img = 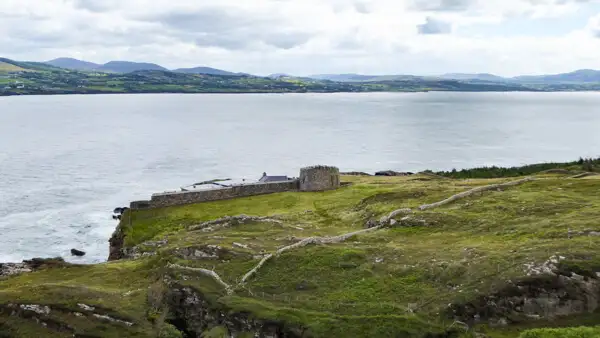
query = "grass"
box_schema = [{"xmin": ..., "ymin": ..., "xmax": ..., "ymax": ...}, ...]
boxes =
[
  {"xmin": 0, "ymin": 61, "xmax": 25, "ymax": 73},
  {"xmin": 3, "ymin": 170, "xmax": 600, "ymax": 337},
  {"xmin": 434, "ymin": 157, "xmax": 600, "ymax": 179},
  {"xmin": 519, "ymin": 326, "xmax": 600, "ymax": 338},
  {"xmin": 0, "ymin": 259, "xmax": 163, "ymax": 337}
]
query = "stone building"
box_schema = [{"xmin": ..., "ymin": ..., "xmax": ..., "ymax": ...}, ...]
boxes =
[{"xmin": 128, "ymin": 165, "xmax": 341, "ymax": 209}]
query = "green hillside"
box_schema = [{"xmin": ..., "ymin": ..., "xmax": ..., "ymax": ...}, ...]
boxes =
[
  {"xmin": 0, "ymin": 61, "xmax": 26, "ymax": 73},
  {"xmin": 2, "ymin": 160, "xmax": 600, "ymax": 337}
]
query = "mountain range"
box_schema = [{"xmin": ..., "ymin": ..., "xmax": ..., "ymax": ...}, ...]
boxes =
[
  {"xmin": 3, "ymin": 57, "xmax": 600, "ymax": 86},
  {"xmin": 309, "ymin": 70, "xmax": 600, "ymax": 84},
  {"xmin": 44, "ymin": 57, "xmax": 239, "ymax": 76}
]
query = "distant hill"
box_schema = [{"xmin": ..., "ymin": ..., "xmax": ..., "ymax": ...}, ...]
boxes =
[
  {"xmin": 268, "ymin": 73, "xmax": 292, "ymax": 79},
  {"xmin": 0, "ymin": 57, "xmax": 63, "ymax": 72},
  {"xmin": 309, "ymin": 74, "xmax": 431, "ymax": 82},
  {"xmin": 309, "ymin": 74, "xmax": 381, "ymax": 82},
  {"xmin": 438, "ymin": 73, "xmax": 508, "ymax": 82},
  {"xmin": 173, "ymin": 66, "xmax": 237, "ymax": 76},
  {"xmin": 0, "ymin": 60, "xmax": 26, "ymax": 72},
  {"xmin": 96, "ymin": 61, "xmax": 167, "ymax": 73},
  {"xmin": 45, "ymin": 58, "xmax": 100, "ymax": 71},
  {"xmin": 513, "ymin": 69, "xmax": 600, "ymax": 84}
]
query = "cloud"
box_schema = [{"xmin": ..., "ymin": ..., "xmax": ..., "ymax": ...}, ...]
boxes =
[
  {"xmin": 587, "ymin": 13, "xmax": 600, "ymax": 37},
  {"xmin": 0, "ymin": 0, "xmax": 599, "ymax": 76},
  {"xmin": 417, "ymin": 17, "xmax": 452, "ymax": 34},
  {"xmin": 411, "ymin": 0, "xmax": 473, "ymax": 12},
  {"xmin": 353, "ymin": 1, "xmax": 371, "ymax": 14},
  {"xmin": 72, "ymin": 0, "xmax": 114, "ymax": 12}
]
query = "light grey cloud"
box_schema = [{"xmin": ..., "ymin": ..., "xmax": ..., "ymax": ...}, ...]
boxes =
[
  {"xmin": 72, "ymin": 0, "xmax": 114, "ymax": 12},
  {"xmin": 354, "ymin": 2, "xmax": 371, "ymax": 14},
  {"xmin": 411, "ymin": 0, "xmax": 474, "ymax": 12},
  {"xmin": 1, "ymin": 0, "xmax": 599, "ymax": 76},
  {"xmin": 142, "ymin": 6, "xmax": 312, "ymax": 50},
  {"xmin": 417, "ymin": 17, "xmax": 452, "ymax": 34}
]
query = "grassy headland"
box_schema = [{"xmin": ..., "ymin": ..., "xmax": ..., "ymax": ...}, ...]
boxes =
[{"xmin": 2, "ymin": 160, "xmax": 600, "ymax": 337}]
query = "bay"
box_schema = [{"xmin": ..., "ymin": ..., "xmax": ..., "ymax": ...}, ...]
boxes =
[{"xmin": 1, "ymin": 92, "xmax": 599, "ymax": 263}]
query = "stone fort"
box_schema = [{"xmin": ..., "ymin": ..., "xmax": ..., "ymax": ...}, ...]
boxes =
[{"xmin": 130, "ymin": 165, "xmax": 340, "ymax": 210}]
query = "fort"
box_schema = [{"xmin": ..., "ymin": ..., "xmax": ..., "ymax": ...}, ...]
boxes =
[{"xmin": 129, "ymin": 165, "xmax": 341, "ymax": 210}]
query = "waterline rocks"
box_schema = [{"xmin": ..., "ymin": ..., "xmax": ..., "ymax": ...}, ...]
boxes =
[{"xmin": 70, "ymin": 249, "xmax": 86, "ymax": 257}]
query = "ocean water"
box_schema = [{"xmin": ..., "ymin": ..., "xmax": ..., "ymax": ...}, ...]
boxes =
[{"xmin": 1, "ymin": 92, "xmax": 599, "ymax": 263}]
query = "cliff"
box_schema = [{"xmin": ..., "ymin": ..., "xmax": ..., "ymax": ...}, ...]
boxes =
[{"xmin": 2, "ymin": 169, "xmax": 600, "ymax": 337}]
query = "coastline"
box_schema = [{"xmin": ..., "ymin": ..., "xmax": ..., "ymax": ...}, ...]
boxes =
[{"xmin": 1, "ymin": 160, "xmax": 599, "ymax": 337}]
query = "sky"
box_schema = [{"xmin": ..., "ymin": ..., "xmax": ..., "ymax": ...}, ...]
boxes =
[{"xmin": 1, "ymin": 0, "xmax": 600, "ymax": 76}]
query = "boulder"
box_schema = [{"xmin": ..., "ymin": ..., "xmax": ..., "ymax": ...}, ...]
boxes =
[{"xmin": 71, "ymin": 249, "xmax": 86, "ymax": 257}]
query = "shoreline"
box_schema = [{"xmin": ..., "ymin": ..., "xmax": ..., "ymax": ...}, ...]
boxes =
[
  {"xmin": 1, "ymin": 158, "xmax": 597, "ymax": 266},
  {"xmin": 3, "ymin": 88, "xmax": 600, "ymax": 98}
]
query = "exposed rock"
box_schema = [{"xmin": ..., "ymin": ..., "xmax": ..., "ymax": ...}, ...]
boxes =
[
  {"xmin": 167, "ymin": 285, "xmax": 306, "ymax": 337},
  {"xmin": 375, "ymin": 170, "xmax": 414, "ymax": 177},
  {"xmin": 232, "ymin": 242, "xmax": 250, "ymax": 250},
  {"xmin": 0, "ymin": 262, "xmax": 32, "ymax": 277},
  {"xmin": 175, "ymin": 245, "xmax": 249, "ymax": 261},
  {"xmin": 108, "ymin": 221, "xmax": 126, "ymax": 261},
  {"xmin": 20, "ymin": 304, "xmax": 51, "ymax": 315},
  {"xmin": 78, "ymin": 303, "xmax": 96, "ymax": 312},
  {"xmin": 0, "ymin": 303, "xmax": 75, "ymax": 334},
  {"xmin": 449, "ymin": 272, "xmax": 600, "ymax": 326},
  {"xmin": 364, "ymin": 219, "xmax": 379, "ymax": 229},
  {"xmin": 92, "ymin": 313, "xmax": 133, "ymax": 327},
  {"xmin": 189, "ymin": 215, "xmax": 283, "ymax": 232},
  {"xmin": 523, "ymin": 255, "xmax": 565, "ymax": 277},
  {"xmin": 120, "ymin": 239, "xmax": 169, "ymax": 260},
  {"xmin": 71, "ymin": 249, "xmax": 86, "ymax": 257},
  {"xmin": 379, "ymin": 208, "xmax": 412, "ymax": 224},
  {"xmin": 113, "ymin": 207, "xmax": 129, "ymax": 214},
  {"xmin": 1, "ymin": 257, "xmax": 67, "ymax": 278}
]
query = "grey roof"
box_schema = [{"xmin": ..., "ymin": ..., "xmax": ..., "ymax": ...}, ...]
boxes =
[{"xmin": 259, "ymin": 176, "xmax": 289, "ymax": 183}]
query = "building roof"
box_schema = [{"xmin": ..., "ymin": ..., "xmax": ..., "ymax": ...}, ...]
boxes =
[{"xmin": 259, "ymin": 175, "xmax": 289, "ymax": 183}]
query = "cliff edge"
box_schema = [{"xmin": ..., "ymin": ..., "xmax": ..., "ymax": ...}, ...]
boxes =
[{"xmin": 3, "ymin": 167, "xmax": 600, "ymax": 337}]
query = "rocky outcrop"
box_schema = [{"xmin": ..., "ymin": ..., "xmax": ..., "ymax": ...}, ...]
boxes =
[
  {"xmin": 0, "ymin": 257, "xmax": 67, "ymax": 278},
  {"xmin": 340, "ymin": 172, "xmax": 371, "ymax": 176},
  {"xmin": 167, "ymin": 285, "xmax": 307, "ymax": 338},
  {"xmin": 449, "ymin": 272, "xmax": 600, "ymax": 327},
  {"xmin": 375, "ymin": 170, "xmax": 414, "ymax": 177},
  {"xmin": 108, "ymin": 220, "xmax": 126, "ymax": 261},
  {"xmin": 71, "ymin": 249, "xmax": 86, "ymax": 257},
  {"xmin": 188, "ymin": 215, "xmax": 283, "ymax": 232}
]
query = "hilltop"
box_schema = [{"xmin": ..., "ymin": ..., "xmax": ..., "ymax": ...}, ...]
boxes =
[
  {"xmin": 1, "ymin": 159, "xmax": 600, "ymax": 337},
  {"xmin": 3, "ymin": 56, "xmax": 600, "ymax": 95}
]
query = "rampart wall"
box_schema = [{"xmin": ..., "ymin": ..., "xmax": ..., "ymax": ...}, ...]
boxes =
[
  {"xmin": 132, "ymin": 180, "xmax": 299, "ymax": 209},
  {"xmin": 128, "ymin": 165, "xmax": 340, "ymax": 210}
]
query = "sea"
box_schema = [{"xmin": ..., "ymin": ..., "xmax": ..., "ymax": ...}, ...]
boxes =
[{"xmin": 1, "ymin": 92, "xmax": 599, "ymax": 263}]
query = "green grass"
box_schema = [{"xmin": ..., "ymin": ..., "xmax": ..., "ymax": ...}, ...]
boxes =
[
  {"xmin": 519, "ymin": 326, "xmax": 600, "ymax": 338},
  {"xmin": 0, "ymin": 259, "xmax": 163, "ymax": 337},
  {"xmin": 434, "ymin": 157, "xmax": 600, "ymax": 178},
  {"xmin": 3, "ymin": 172, "xmax": 600, "ymax": 337},
  {"xmin": 118, "ymin": 173, "xmax": 600, "ymax": 337},
  {"xmin": 0, "ymin": 61, "xmax": 25, "ymax": 72}
]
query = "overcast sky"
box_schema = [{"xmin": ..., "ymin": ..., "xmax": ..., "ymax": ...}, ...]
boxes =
[{"xmin": 1, "ymin": 0, "xmax": 600, "ymax": 76}]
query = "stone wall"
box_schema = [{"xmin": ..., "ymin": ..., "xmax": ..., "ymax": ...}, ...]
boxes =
[
  {"xmin": 128, "ymin": 165, "xmax": 341, "ymax": 210},
  {"xmin": 146, "ymin": 180, "xmax": 299, "ymax": 209},
  {"xmin": 299, "ymin": 166, "xmax": 340, "ymax": 192}
]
